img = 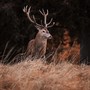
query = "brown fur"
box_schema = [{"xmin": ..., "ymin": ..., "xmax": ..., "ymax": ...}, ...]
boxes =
[
  {"xmin": 25, "ymin": 28, "xmax": 53, "ymax": 59},
  {"xmin": 26, "ymin": 33, "xmax": 47, "ymax": 58}
]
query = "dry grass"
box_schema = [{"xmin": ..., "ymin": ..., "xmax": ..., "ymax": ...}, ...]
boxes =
[
  {"xmin": 0, "ymin": 59, "xmax": 90, "ymax": 90},
  {"xmin": 52, "ymin": 43, "xmax": 80, "ymax": 64}
]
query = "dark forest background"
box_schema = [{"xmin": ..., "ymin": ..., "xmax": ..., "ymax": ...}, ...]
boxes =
[{"xmin": 0, "ymin": 0, "xmax": 90, "ymax": 62}]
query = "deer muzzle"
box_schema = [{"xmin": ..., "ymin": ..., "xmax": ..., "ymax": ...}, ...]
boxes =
[{"xmin": 48, "ymin": 35, "xmax": 52, "ymax": 39}]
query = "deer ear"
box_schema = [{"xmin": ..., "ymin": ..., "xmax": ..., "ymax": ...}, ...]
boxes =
[
  {"xmin": 35, "ymin": 25, "xmax": 43, "ymax": 31},
  {"xmin": 35, "ymin": 26, "xmax": 40, "ymax": 30}
]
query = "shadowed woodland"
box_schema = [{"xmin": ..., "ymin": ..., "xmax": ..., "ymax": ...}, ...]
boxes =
[
  {"xmin": 0, "ymin": 0, "xmax": 85, "ymax": 62},
  {"xmin": 0, "ymin": 0, "xmax": 86, "ymax": 62},
  {"xmin": 0, "ymin": 0, "xmax": 90, "ymax": 63}
]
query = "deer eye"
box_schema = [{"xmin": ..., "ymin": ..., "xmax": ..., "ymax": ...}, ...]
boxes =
[{"xmin": 43, "ymin": 31, "xmax": 45, "ymax": 33}]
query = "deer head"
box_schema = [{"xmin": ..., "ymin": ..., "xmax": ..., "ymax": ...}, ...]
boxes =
[{"xmin": 23, "ymin": 6, "xmax": 55, "ymax": 39}]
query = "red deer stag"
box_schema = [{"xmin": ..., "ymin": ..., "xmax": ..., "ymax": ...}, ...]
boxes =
[{"xmin": 23, "ymin": 6, "xmax": 55, "ymax": 59}]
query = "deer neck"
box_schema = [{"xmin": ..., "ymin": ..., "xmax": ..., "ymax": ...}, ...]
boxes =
[{"xmin": 35, "ymin": 34, "xmax": 47, "ymax": 45}]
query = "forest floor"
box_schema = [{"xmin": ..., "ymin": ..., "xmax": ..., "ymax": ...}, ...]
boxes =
[{"xmin": 0, "ymin": 59, "xmax": 90, "ymax": 90}]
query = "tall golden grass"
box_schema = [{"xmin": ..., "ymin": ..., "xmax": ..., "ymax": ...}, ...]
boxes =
[
  {"xmin": 0, "ymin": 59, "xmax": 90, "ymax": 90},
  {"xmin": 0, "ymin": 36, "xmax": 89, "ymax": 90}
]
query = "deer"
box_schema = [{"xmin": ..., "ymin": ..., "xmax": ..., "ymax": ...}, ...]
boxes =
[{"xmin": 22, "ymin": 6, "xmax": 55, "ymax": 59}]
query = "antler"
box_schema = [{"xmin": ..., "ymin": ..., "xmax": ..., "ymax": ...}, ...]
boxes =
[
  {"xmin": 23, "ymin": 5, "xmax": 55, "ymax": 28},
  {"xmin": 23, "ymin": 6, "xmax": 43, "ymax": 27},
  {"xmin": 39, "ymin": 9, "xmax": 55, "ymax": 28}
]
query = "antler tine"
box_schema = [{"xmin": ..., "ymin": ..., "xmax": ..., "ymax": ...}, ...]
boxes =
[
  {"xmin": 32, "ymin": 15, "xmax": 36, "ymax": 22},
  {"xmin": 47, "ymin": 18, "xmax": 53, "ymax": 25},
  {"xmin": 46, "ymin": 9, "xmax": 49, "ymax": 16},
  {"xmin": 23, "ymin": 5, "xmax": 27, "ymax": 13},
  {"xmin": 28, "ymin": 6, "xmax": 31, "ymax": 14},
  {"xmin": 32, "ymin": 15, "xmax": 43, "ymax": 27},
  {"xmin": 42, "ymin": 9, "xmax": 49, "ymax": 16},
  {"xmin": 42, "ymin": 9, "xmax": 45, "ymax": 15},
  {"xmin": 39, "ymin": 9, "xmax": 48, "ymax": 16},
  {"xmin": 39, "ymin": 9, "xmax": 44, "ymax": 15},
  {"xmin": 23, "ymin": 5, "xmax": 31, "ymax": 15},
  {"xmin": 48, "ymin": 22, "xmax": 55, "ymax": 28}
]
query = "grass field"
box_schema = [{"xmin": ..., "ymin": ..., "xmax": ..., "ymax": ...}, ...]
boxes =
[{"xmin": 0, "ymin": 59, "xmax": 90, "ymax": 90}]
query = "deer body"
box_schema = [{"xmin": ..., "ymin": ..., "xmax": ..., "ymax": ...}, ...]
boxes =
[
  {"xmin": 23, "ymin": 6, "xmax": 54, "ymax": 59},
  {"xmin": 26, "ymin": 31, "xmax": 49, "ymax": 58}
]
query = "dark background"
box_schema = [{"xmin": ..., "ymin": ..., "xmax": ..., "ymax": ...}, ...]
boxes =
[{"xmin": 0, "ymin": 0, "xmax": 90, "ymax": 63}]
